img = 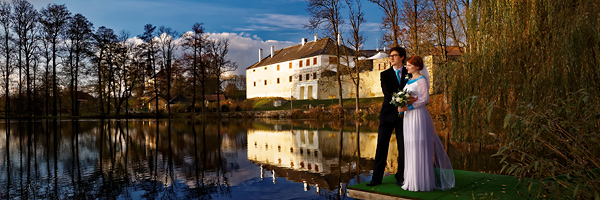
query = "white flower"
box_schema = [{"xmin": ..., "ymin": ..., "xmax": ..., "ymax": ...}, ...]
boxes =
[
  {"xmin": 395, "ymin": 97, "xmax": 401, "ymax": 102},
  {"xmin": 405, "ymin": 93, "xmax": 410, "ymax": 98}
]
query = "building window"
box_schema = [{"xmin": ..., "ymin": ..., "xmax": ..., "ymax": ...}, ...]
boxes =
[
  {"xmin": 306, "ymin": 59, "xmax": 310, "ymax": 66},
  {"xmin": 299, "ymin": 60, "xmax": 303, "ymax": 67},
  {"xmin": 306, "ymin": 74, "xmax": 309, "ymax": 80},
  {"xmin": 299, "ymin": 75, "xmax": 302, "ymax": 81},
  {"xmin": 277, "ymin": 78, "xmax": 280, "ymax": 84},
  {"xmin": 264, "ymin": 66, "xmax": 267, "ymax": 70},
  {"xmin": 277, "ymin": 64, "xmax": 280, "ymax": 71},
  {"xmin": 313, "ymin": 72, "xmax": 317, "ymax": 79},
  {"xmin": 289, "ymin": 76, "xmax": 292, "ymax": 82},
  {"xmin": 313, "ymin": 57, "xmax": 317, "ymax": 65},
  {"xmin": 289, "ymin": 62, "xmax": 292, "ymax": 69},
  {"xmin": 264, "ymin": 80, "xmax": 267, "ymax": 85},
  {"xmin": 378, "ymin": 63, "xmax": 381, "ymax": 70},
  {"xmin": 254, "ymin": 82, "xmax": 256, "ymax": 87},
  {"xmin": 253, "ymin": 69, "xmax": 256, "ymax": 72}
]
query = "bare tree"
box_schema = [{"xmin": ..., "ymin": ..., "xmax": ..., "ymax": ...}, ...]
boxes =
[
  {"xmin": 157, "ymin": 26, "xmax": 178, "ymax": 116},
  {"xmin": 400, "ymin": 0, "xmax": 434, "ymax": 55},
  {"xmin": 65, "ymin": 13, "xmax": 93, "ymax": 116},
  {"xmin": 39, "ymin": 3, "xmax": 70, "ymax": 116},
  {"xmin": 368, "ymin": 0, "xmax": 402, "ymax": 47},
  {"xmin": 93, "ymin": 26, "xmax": 117, "ymax": 115},
  {"xmin": 0, "ymin": 2, "xmax": 12, "ymax": 116},
  {"xmin": 181, "ymin": 23, "xmax": 206, "ymax": 116},
  {"xmin": 206, "ymin": 38, "xmax": 236, "ymax": 115},
  {"xmin": 138, "ymin": 24, "xmax": 159, "ymax": 116},
  {"xmin": 109, "ymin": 30, "xmax": 143, "ymax": 115},
  {"xmin": 11, "ymin": 0, "xmax": 38, "ymax": 116},
  {"xmin": 306, "ymin": 0, "xmax": 345, "ymax": 116},
  {"xmin": 447, "ymin": 0, "xmax": 469, "ymax": 52},
  {"xmin": 345, "ymin": 0, "xmax": 366, "ymax": 114}
]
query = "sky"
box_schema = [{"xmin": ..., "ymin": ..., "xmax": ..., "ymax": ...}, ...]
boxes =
[{"xmin": 29, "ymin": 0, "xmax": 386, "ymax": 75}]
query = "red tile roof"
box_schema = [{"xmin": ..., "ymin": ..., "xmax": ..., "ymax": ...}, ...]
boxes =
[{"xmin": 247, "ymin": 37, "xmax": 355, "ymax": 70}]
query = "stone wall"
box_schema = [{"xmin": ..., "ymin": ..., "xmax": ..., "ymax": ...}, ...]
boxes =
[{"xmin": 317, "ymin": 70, "xmax": 384, "ymax": 99}]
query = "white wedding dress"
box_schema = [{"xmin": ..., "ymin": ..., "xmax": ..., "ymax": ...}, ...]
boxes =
[{"xmin": 401, "ymin": 75, "xmax": 455, "ymax": 191}]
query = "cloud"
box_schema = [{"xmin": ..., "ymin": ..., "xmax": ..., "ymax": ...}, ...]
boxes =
[
  {"xmin": 234, "ymin": 13, "xmax": 309, "ymax": 32},
  {"xmin": 205, "ymin": 32, "xmax": 295, "ymax": 76}
]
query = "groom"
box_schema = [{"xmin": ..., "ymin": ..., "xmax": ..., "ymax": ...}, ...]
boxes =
[{"xmin": 367, "ymin": 46, "xmax": 411, "ymax": 186}]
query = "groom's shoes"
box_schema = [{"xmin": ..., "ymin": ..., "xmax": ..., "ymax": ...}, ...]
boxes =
[
  {"xmin": 396, "ymin": 179, "xmax": 404, "ymax": 186},
  {"xmin": 366, "ymin": 180, "xmax": 381, "ymax": 187}
]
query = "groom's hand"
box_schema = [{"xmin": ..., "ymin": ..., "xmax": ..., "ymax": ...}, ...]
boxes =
[{"xmin": 408, "ymin": 96, "xmax": 418, "ymax": 105}]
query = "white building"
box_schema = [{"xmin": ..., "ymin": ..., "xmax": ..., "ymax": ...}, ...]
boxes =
[{"xmin": 246, "ymin": 35, "xmax": 355, "ymax": 100}]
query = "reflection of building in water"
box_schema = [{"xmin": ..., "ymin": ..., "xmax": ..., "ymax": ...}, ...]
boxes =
[{"xmin": 247, "ymin": 128, "xmax": 400, "ymax": 190}]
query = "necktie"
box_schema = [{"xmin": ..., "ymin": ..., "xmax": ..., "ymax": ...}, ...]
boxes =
[{"xmin": 397, "ymin": 70, "xmax": 402, "ymax": 84}]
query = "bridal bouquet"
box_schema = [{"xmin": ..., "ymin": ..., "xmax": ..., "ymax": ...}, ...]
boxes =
[{"xmin": 390, "ymin": 89, "xmax": 411, "ymax": 116}]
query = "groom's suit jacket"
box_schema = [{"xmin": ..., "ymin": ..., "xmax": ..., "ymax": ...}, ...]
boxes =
[{"xmin": 379, "ymin": 66, "xmax": 409, "ymax": 122}]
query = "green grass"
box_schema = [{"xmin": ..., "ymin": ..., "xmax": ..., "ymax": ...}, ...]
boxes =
[{"xmin": 349, "ymin": 170, "xmax": 538, "ymax": 200}]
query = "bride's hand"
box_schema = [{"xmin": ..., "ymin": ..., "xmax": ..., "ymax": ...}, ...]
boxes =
[
  {"xmin": 408, "ymin": 96, "xmax": 418, "ymax": 105},
  {"xmin": 398, "ymin": 107, "xmax": 408, "ymax": 112}
]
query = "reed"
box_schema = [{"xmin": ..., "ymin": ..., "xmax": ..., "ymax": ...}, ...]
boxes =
[{"xmin": 447, "ymin": 0, "xmax": 600, "ymax": 197}]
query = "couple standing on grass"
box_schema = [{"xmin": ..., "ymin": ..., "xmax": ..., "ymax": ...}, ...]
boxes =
[{"xmin": 365, "ymin": 46, "xmax": 455, "ymax": 192}]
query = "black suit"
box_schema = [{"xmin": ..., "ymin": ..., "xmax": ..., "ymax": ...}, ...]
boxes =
[{"xmin": 371, "ymin": 66, "xmax": 409, "ymax": 184}]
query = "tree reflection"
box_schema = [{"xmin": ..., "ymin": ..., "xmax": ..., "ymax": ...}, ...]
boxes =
[{"xmin": 0, "ymin": 119, "xmax": 501, "ymax": 199}]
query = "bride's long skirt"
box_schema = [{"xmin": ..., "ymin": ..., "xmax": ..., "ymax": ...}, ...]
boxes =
[{"xmin": 402, "ymin": 106, "xmax": 455, "ymax": 191}]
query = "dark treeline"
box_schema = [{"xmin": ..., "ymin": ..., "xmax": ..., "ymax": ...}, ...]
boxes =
[{"xmin": 0, "ymin": 0, "xmax": 241, "ymax": 118}]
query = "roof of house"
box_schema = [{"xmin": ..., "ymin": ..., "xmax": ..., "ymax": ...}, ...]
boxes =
[
  {"xmin": 205, "ymin": 94, "xmax": 226, "ymax": 101},
  {"xmin": 359, "ymin": 49, "xmax": 380, "ymax": 58},
  {"xmin": 146, "ymin": 94, "xmax": 168, "ymax": 103},
  {"xmin": 428, "ymin": 46, "xmax": 465, "ymax": 56},
  {"xmin": 246, "ymin": 37, "xmax": 355, "ymax": 70},
  {"xmin": 76, "ymin": 91, "xmax": 95, "ymax": 101},
  {"xmin": 169, "ymin": 94, "xmax": 190, "ymax": 104}
]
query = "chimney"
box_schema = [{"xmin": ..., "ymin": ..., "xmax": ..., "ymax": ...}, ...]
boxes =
[
  {"xmin": 302, "ymin": 38, "xmax": 308, "ymax": 45},
  {"xmin": 270, "ymin": 45, "xmax": 274, "ymax": 58},
  {"xmin": 259, "ymin": 48, "xmax": 263, "ymax": 62},
  {"xmin": 314, "ymin": 33, "xmax": 318, "ymax": 41},
  {"xmin": 383, "ymin": 47, "xmax": 387, "ymax": 52},
  {"xmin": 337, "ymin": 33, "xmax": 341, "ymax": 45}
]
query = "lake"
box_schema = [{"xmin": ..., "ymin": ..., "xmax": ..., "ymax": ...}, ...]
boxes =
[{"xmin": 0, "ymin": 119, "xmax": 501, "ymax": 199}]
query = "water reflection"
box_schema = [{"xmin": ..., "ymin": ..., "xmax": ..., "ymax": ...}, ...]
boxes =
[{"xmin": 0, "ymin": 119, "xmax": 501, "ymax": 199}]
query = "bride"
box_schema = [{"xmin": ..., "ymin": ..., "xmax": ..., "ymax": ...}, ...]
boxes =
[{"xmin": 397, "ymin": 55, "xmax": 455, "ymax": 191}]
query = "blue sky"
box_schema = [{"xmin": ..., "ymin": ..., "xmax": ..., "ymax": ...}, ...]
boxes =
[{"xmin": 30, "ymin": 0, "xmax": 386, "ymax": 75}]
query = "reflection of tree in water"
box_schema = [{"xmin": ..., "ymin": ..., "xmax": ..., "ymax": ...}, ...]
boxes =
[{"xmin": 0, "ymin": 119, "xmax": 238, "ymax": 199}]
